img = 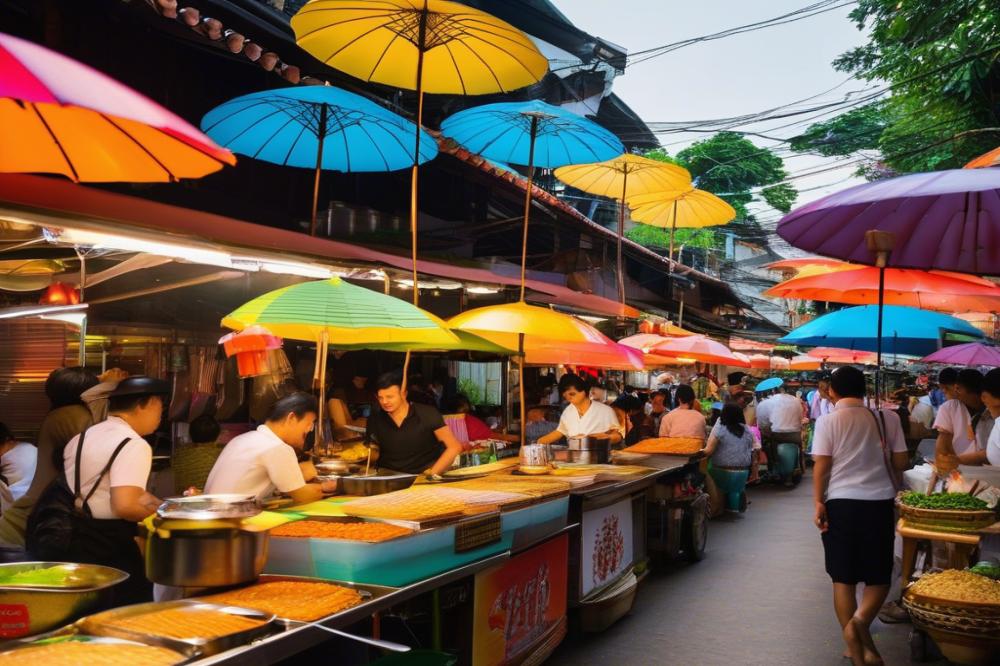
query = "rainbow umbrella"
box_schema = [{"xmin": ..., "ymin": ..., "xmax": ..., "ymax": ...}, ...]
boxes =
[{"xmin": 0, "ymin": 32, "xmax": 234, "ymax": 182}]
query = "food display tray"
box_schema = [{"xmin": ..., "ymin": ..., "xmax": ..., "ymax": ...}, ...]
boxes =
[
  {"xmin": 0, "ymin": 633, "xmax": 189, "ymax": 663},
  {"xmin": 75, "ymin": 600, "xmax": 276, "ymax": 659},
  {"xmin": 266, "ymin": 497, "xmax": 569, "ymax": 586}
]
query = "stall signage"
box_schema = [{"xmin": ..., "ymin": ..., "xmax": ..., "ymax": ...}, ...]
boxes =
[
  {"xmin": 581, "ymin": 498, "xmax": 633, "ymax": 597},
  {"xmin": 0, "ymin": 604, "xmax": 29, "ymax": 638},
  {"xmin": 472, "ymin": 534, "xmax": 568, "ymax": 666}
]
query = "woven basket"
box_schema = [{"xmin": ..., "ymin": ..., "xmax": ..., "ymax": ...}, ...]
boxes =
[
  {"xmin": 904, "ymin": 588, "xmax": 1000, "ymax": 618},
  {"xmin": 906, "ymin": 603, "xmax": 1000, "ymax": 637},
  {"xmin": 895, "ymin": 492, "xmax": 997, "ymax": 533}
]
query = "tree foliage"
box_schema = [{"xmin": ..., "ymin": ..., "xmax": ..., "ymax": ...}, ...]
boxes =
[
  {"xmin": 792, "ymin": 0, "xmax": 1000, "ymax": 174},
  {"xmin": 624, "ymin": 224, "xmax": 717, "ymax": 252}
]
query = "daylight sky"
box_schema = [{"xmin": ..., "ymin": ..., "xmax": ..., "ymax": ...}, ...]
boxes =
[{"xmin": 559, "ymin": 0, "xmax": 872, "ymax": 249}]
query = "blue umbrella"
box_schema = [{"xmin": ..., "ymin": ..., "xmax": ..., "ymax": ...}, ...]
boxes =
[
  {"xmin": 441, "ymin": 100, "xmax": 623, "ymax": 299},
  {"xmin": 779, "ymin": 305, "xmax": 984, "ymax": 357},
  {"xmin": 201, "ymin": 86, "xmax": 438, "ymax": 235},
  {"xmin": 755, "ymin": 377, "xmax": 784, "ymax": 392}
]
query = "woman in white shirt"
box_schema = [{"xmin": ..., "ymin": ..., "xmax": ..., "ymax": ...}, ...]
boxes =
[
  {"xmin": 812, "ymin": 366, "xmax": 909, "ymax": 666},
  {"xmin": 979, "ymin": 369, "xmax": 1000, "ymax": 466}
]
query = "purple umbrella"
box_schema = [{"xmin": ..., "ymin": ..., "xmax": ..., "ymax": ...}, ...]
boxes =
[
  {"xmin": 777, "ymin": 168, "xmax": 1000, "ymax": 275},
  {"xmin": 920, "ymin": 342, "xmax": 1000, "ymax": 367}
]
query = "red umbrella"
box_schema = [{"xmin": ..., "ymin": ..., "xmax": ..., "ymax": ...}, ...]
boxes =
[
  {"xmin": 748, "ymin": 354, "xmax": 772, "ymax": 369},
  {"xmin": 920, "ymin": 342, "xmax": 1000, "ymax": 367},
  {"xmin": 806, "ymin": 347, "xmax": 878, "ymax": 364},
  {"xmin": 649, "ymin": 335, "xmax": 750, "ymax": 367}
]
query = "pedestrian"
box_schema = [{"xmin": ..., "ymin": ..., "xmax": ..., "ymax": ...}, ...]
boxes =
[
  {"xmin": 702, "ymin": 402, "xmax": 757, "ymax": 515},
  {"xmin": 929, "ymin": 367, "xmax": 959, "ymax": 410},
  {"xmin": 812, "ymin": 366, "xmax": 909, "ymax": 666},
  {"xmin": 658, "ymin": 384, "xmax": 707, "ymax": 439}
]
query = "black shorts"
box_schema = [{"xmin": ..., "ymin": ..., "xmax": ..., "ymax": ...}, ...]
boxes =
[{"xmin": 821, "ymin": 498, "xmax": 895, "ymax": 586}]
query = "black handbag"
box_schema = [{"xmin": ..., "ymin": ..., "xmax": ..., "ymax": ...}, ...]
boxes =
[{"xmin": 26, "ymin": 428, "xmax": 131, "ymax": 559}]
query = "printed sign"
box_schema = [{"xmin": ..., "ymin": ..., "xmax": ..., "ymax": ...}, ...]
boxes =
[
  {"xmin": 580, "ymin": 497, "xmax": 633, "ymax": 597},
  {"xmin": 472, "ymin": 534, "xmax": 568, "ymax": 666},
  {"xmin": 0, "ymin": 604, "xmax": 30, "ymax": 638}
]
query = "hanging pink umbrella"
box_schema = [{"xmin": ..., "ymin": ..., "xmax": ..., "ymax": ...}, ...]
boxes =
[{"xmin": 920, "ymin": 342, "xmax": 1000, "ymax": 367}]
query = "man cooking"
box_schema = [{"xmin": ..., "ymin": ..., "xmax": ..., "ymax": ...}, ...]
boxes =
[
  {"xmin": 366, "ymin": 371, "xmax": 464, "ymax": 477},
  {"xmin": 933, "ymin": 369, "xmax": 994, "ymax": 472},
  {"xmin": 205, "ymin": 392, "xmax": 336, "ymax": 503},
  {"xmin": 538, "ymin": 373, "xmax": 623, "ymax": 447}
]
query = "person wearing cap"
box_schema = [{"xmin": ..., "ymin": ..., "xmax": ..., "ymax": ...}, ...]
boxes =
[{"xmin": 28, "ymin": 376, "xmax": 169, "ymax": 604}]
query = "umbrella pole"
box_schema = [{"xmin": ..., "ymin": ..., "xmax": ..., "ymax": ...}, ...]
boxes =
[
  {"xmin": 668, "ymin": 200, "xmax": 678, "ymax": 268},
  {"xmin": 876, "ymin": 265, "xmax": 885, "ymax": 407},
  {"xmin": 617, "ymin": 169, "xmax": 629, "ymax": 305},
  {"xmin": 519, "ymin": 115, "xmax": 540, "ymax": 302},
  {"xmin": 519, "ymin": 332, "xmax": 526, "ymax": 447},
  {"xmin": 409, "ymin": 4, "xmax": 428, "ymax": 308},
  {"xmin": 310, "ymin": 103, "xmax": 328, "ymax": 237},
  {"xmin": 318, "ymin": 331, "xmax": 329, "ymax": 456}
]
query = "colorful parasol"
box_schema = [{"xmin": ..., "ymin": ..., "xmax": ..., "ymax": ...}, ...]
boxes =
[
  {"xmin": 628, "ymin": 187, "xmax": 736, "ymax": 265},
  {"xmin": 789, "ymin": 355, "xmax": 821, "ymax": 371},
  {"xmin": 966, "ymin": 146, "xmax": 1000, "ymax": 169},
  {"xmin": 805, "ymin": 347, "xmax": 879, "ymax": 365},
  {"xmin": 919, "ymin": 342, "xmax": 1000, "ymax": 367},
  {"xmin": 0, "ymin": 31, "xmax": 234, "ymax": 182},
  {"xmin": 646, "ymin": 335, "xmax": 750, "ymax": 367}
]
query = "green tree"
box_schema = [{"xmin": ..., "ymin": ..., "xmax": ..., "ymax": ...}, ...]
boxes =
[
  {"xmin": 793, "ymin": 0, "xmax": 1000, "ymax": 173},
  {"xmin": 624, "ymin": 225, "xmax": 716, "ymax": 251}
]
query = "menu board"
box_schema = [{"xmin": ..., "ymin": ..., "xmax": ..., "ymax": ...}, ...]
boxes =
[
  {"xmin": 472, "ymin": 534, "xmax": 568, "ymax": 666},
  {"xmin": 580, "ymin": 498, "xmax": 633, "ymax": 597}
]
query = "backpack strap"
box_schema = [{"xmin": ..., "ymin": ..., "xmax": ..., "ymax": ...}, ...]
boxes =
[
  {"xmin": 75, "ymin": 433, "xmax": 133, "ymax": 517},
  {"xmin": 867, "ymin": 408, "xmax": 900, "ymax": 492}
]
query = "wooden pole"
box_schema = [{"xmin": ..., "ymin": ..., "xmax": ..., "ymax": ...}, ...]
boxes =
[
  {"xmin": 409, "ymin": 3, "xmax": 428, "ymax": 308},
  {"xmin": 310, "ymin": 102, "xmax": 328, "ymax": 237},
  {"xmin": 519, "ymin": 332, "xmax": 526, "ymax": 447},
  {"xmin": 317, "ymin": 330, "xmax": 329, "ymax": 456},
  {"xmin": 617, "ymin": 168, "xmax": 629, "ymax": 304},
  {"xmin": 519, "ymin": 115, "xmax": 540, "ymax": 302}
]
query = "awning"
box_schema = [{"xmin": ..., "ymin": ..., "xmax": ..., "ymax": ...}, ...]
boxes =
[{"xmin": 0, "ymin": 173, "xmax": 638, "ymax": 319}]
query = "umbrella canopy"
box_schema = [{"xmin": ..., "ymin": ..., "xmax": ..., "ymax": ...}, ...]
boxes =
[
  {"xmin": 920, "ymin": 342, "xmax": 1000, "ymax": 367},
  {"xmin": 554, "ymin": 154, "xmax": 692, "ymax": 303},
  {"xmin": 440, "ymin": 100, "xmax": 622, "ymax": 300},
  {"xmin": 619, "ymin": 333, "xmax": 691, "ymax": 368},
  {"xmin": 779, "ymin": 305, "xmax": 984, "ymax": 356},
  {"xmin": 628, "ymin": 187, "xmax": 736, "ymax": 263},
  {"xmin": 647, "ymin": 335, "xmax": 750, "ymax": 367},
  {"xmin": 201, "ymin": 86, "xmax": 437, "ymax": 235},
  {"xmin": 222, "ymin": 277, "xmax": 458, "ymax": 346},
  {"xmin": 340, "ymin": 329, "xmax": 515, "ymax": 354},
  {"xmin": 291, "ymin": 0, "xmax": 548, "ymax": 95},
  {"xmin": 764, "ymin": 258, "xmax": 847, "ymax": 272},
  {"xmin": 447, "ymin": 302, "xmax": 605, "ymax": 348},
  {"xmin": 966, "ymin": 146, "xmax": 1000, "ymax": 169},
  {"xmin": 748, "ymin": 354, "xmax": 772, "ymax": 370},
  {"xmin": 790, "ymin": 355, "xmax": 822, "ymax": 371},
  {"xmin": 806, "ymin": 347, "xmax": 879, "ymax": 364},
  {"xmin": 755, "ymin": 377, "xmax": 784, "ymax": 392},
  {"xmin": 526, "ymin": 339, "xmax": 644, "ymax": 370},
  {"xmin": 776, "ymin": 168, "xmax": 1000, "ymax": 275},
  {"xmin": 201, "ymin": 86, "xmax": 437, "ymax": 172},
  {"xmin": 440, "ymin": 100, "xmax": 623, "ymax": 169},
  {"xmin": 0, "ymin": 31, "xmax": 234, "ymax": 182},
  {"xmin": 764, "ymin": 265, "xmax": 1000, "ymax": 313}
]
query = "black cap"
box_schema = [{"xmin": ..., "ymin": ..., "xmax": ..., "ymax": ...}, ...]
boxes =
[
  {"xmin": 727, "ymin": 372, "xmax": 746, "ymax": 386},
  {"xmin": 109, "ymin": 376, "xmax": 171, "ymax": 398}
]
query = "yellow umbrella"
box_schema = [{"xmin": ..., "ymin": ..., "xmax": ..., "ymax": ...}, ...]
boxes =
[
  {"xmin": 628, "ymin": 188, "xmax": 736, "ymax": 264},
  {"xmin": 292, "ymin": 0, "xmax": 547, "ymax": 307},
  {"xmin": 554, "ymin": 154, "xmax": 691, "ymax": 303},
  {"xmin": 448, "ymin": 302, "xmax": 610, "ymax": 445}
]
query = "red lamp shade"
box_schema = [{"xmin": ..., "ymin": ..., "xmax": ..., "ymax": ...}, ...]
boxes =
[
  {"xmin": 40, "ymin": 281, "xmax": 79, "ymax": 305},
  {"xmin": 219, "ymin": 325, "xmax": 282, "ymax": 378}
]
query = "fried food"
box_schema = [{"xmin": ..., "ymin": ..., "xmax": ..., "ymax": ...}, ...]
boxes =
[
  {"xmin": 342, "ymin": 489, "xmax": 468, "ymax": 522},
  {"xmin": 270, "ymin": 520, "xmax": 413, "ymax": 541},
  {"xmin": 337, "ymin": 443, "xmax": 372, "ymax": 463},
  {"xmin": 200, "ymin": 581, "xmax": 363, "ymax": 622},
  {"xmin": 909, "ymin": 569, "xmax": 1000, "ymax": 604},
  {"xmin": 623, "ymin": 437, "xmax": 703, "ymax": 455},
  {"xmin": 88, "ymin": 607, "xmax": 265, "ymax": 640},
  {"xmin": 0, "ymin": 641, "xmax": 183, "ymax": 665}
]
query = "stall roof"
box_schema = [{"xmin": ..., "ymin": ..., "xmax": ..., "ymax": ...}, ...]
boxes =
[{"xmin": 0, "ymin": 174, "xmax": 639, "ymax": 319}]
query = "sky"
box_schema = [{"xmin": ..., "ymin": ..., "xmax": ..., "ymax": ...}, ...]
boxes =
[{"xmin": 556, "ymin": 0, "xmax": 872, "ymax": 252}]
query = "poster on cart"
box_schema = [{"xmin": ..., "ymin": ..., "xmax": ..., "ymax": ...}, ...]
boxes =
[
  {"xmin": 580, "ymin": 498, "xmax": 633, "ymax": 597},
  {"xmin": 472, "ymin": 534, "xmax": 568, "ymax": 666}
]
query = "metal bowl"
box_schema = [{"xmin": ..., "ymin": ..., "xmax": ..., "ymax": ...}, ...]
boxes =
[
  {"xmin": 0, "ymin": 562, "xmax": 129, "ymax": 638},
  {"xmin": 338, "ymin": 473, "xmax": 417, "ymax": 496},
  {"xmin": 157, "ymin": 494, "xmax": 261, "ymax": 520},
  {"xmin": 145, "ymin": 521, "xmax": 268, "ymax": 588}
]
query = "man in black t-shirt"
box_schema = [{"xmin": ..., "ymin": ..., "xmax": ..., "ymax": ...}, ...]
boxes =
[{"xmin": 365, "ymin": 372, "xmax": 464, "ymax": 476}]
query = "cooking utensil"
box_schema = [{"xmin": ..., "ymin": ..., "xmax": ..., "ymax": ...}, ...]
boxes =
[
  {"xmin": 157, "ymin": 494, "xmax": 261, "ymax": 520},
  {"xmin": 338, "ymin": 473, "xmax": 417, "ymax": 496},
  {"xmin": 566, "ymin": 435, "xmax": 592, "ymax": 451},
  {"xmin": 519, "ymin": 444, "xmax": 551, "ymax": 467},
  {"xmin": 144, "ymin": 521, "xmax": 268, "ymax": 588},
  {"xmin": 0, "ymin": 562, "xmax": 129, "ymax": 638},
  {"xmin": 315, "ymin": 460, "xmax": 351, "ymax": 476}
]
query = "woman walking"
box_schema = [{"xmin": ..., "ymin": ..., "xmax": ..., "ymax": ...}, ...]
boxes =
[
  {"xmin": 812, "ymin": 366, "xmax": 909, "ymax": 666},
  {"xmin": 703, "ymin": 402, "xmax": 758, "ymax": 514}
]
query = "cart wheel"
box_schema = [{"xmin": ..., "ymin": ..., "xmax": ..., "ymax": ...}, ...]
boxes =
[{"xmin": 683, "ymin": 495, "xmax": 709, "ymax": 562}]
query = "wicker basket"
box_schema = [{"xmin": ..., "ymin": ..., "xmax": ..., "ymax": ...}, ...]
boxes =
[
  {"xmin": 903, "ymin": 589, "xmax": 1000, "ymax": 664},
  {"xmin": 895, "ymin": 492, "xmax": 997, "ymax": 533}
]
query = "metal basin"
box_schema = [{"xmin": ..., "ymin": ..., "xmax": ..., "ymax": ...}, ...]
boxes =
[
  {"xmin": 145, "ymin": 523, "xmax": 268, "ymax": 588},
  {"xmin": 0, "ymin": 562, "xmax": 128, "ymax": 638},
  {"xmin": 338, "ymin": 473, "xmax": 417, "ymax": 496}
]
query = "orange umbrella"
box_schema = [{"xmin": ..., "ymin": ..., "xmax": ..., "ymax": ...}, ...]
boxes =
[
  {"xmin": 618, "ymin": 333, "xmax": 692, "ymax": 368},
  {"xmin": 526, "ymin": 338, "xmax": 644, "ymax": 370},
  {"xmin": 648, "ymin": 335, "xmax": 750, "ymax": 367},
  {"xmin": 806, "ymin": 347, "xmax": 878, "ymax": 364},
  {"xmin": 771, "ymin": 356, "xmax": 791, "ymax": 371},
  {"xmin": 966, "ymin": 146, "xmax": 1000, "ymax": 169},
  {"xmin": 748, "ymin": 354, "xmax": 772, "ymax": 369},
  {"xmin": 764, "ymin": 258, "xmax": 846, "ymax": 272},
  {"xmin": 790, "ymin": 355, "xmax": 821, "ymax": 370},
  {"xmin": 765, "ymin": 266, "xmax": 1000, "ymax": 313}
]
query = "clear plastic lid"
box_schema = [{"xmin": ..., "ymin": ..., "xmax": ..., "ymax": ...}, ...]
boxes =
[{"xmin": 156, "ymin": 494, "xmax": 261, "ymax": 520}]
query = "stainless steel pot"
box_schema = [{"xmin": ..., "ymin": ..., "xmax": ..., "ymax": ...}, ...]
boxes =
[
  {"xmin": 338, "ymin": 473, "xmax": 417, "ymax": 496},
  {"xmin": 145, "ymin": 521, "xmax": 268, "ymax": 588},
  {"xmin": 566, "ymin": 435, "xmax": 594, "ymax": 451},
  {"xmin": 568, "ymin": 446, "xmax": 609, "ymax": 464}
]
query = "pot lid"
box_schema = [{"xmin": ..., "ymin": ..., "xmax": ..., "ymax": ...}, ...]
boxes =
[{"xmin": 157, "ymin": 494, "xmax": 261, "ymax": 520}]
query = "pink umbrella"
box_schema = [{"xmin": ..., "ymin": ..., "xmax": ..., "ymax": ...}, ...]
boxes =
[
  {"xmin": 649, "ymin": 335, "xmax": 750, "ymax": 367},
  {"xmin": 806, "ymin": 347, "xmax": 879, "ymax": 364},
  {"xmin": 920, "ymin": 342, "xmax": 1000, "ymax": 367}
]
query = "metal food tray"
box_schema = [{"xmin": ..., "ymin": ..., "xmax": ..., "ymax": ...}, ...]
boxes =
[
  {"xmin": 0, "ymin": 633, "xmax": 190, "ymax": 663},
  {"xmin": 75, "ymin": 600, "xmax": 276, "ymax": 658}
]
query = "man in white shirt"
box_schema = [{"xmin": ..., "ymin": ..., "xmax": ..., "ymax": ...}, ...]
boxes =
[
  {"xmin": 538, "ymin": 373, "xmax": 623, "ymax": 446},
  {"xmin": 810, "ymin": 373, "xmax": 834, "ymax": 420},
  {"xmin": 981, "ymin": 369, "xmax": 1000, "ymax": 467},
  {"xmin": 206, "ymin": 393, "xmax": 335, "ymax": 503},
  {"xmin": 934, "ymin": 369, "xmax": 993, "ymax": 471},
  {"xmin": 0, "ymin": 423, "xmax": 36, "ymax": 505},
  {"xmin": 811, "ymin": 366, "xmax": 909, "ymax": 666}
]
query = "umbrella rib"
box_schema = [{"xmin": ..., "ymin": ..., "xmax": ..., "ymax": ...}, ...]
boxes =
[
  {"xmin": 202, "ymin": 98, "xmax": 278, "ymax": 133},
  {"xmin": 311, "ymin": 22, "xmax": 402, "ymax": 72},
  {"xmin": 98, "ymin": 113, "xmax": 177, "ymax": 181},
  {"xmin": 251, "ymin": 114, "xmax": 302, "ymax": 161},
  {"xmin": 281, "ymin": 120, "xmax": 313, "ymax": 167},
  {"xmin": 452, "ymin": 29, "xmax": 539, "ymax": 81},
  {"xmin": 209, "ymin": 102, "xmax": 288, "ymax": 152},
  {"xmin": 452, "ymin": 38, "xmax": 503, "ymax": 91},
  {"xmin": 29, "ymin": 103, "xmax": 79, "ymax": 182},
  {"xmin": 442, "ymin": 41, "xmax": 468, "ymax": 96},
  {"xmin": 354, "ymin": 121, "xmax": 392, "ymax": 171},
  {"xmin": 365, "ymin": 31, "xmax": 403, "ymax": 82},
  {"xmin": 293, "ymin": 11, "xmax": 399, "ymax": 43}
]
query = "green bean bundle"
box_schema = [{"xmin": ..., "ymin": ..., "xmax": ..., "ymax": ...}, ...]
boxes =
[{"xmin": 900, "ymin": 492, "xmax": 989, "ymax": 511}]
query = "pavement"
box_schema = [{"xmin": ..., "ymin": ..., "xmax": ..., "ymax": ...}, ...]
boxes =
[{"xmin": 548, "ymin": 473, "xmax": 931, "ymax": 666}]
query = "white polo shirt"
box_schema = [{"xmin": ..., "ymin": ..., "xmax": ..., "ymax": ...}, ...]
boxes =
[
  {"xmin": 812, "ymin": 398, "xmax": 907, "ymax": 501},
  {"xmin": 759, "ymin": 393, "xmax": 803, "ymax": 433},
  {"xmin": 556, "ymin": 400, "xmax": 623, "ymax": 438},
  {"xmin": 204, "ymin": 425, "xmax": 305, "ymax": 500},
  {"xmin": 986, "ymin": 420, "xmax": 1000, "ymax": 466},
  {"xmin": 63, "ymin": 416, "xmax": 152, "ymax": 520},
  {"xmin": 1, "ymin": 442, "xmax": 36, "ymax": 502},
  {"xmin": 933, "ymin": 399, "xmax": 993, "ymax": 457}
]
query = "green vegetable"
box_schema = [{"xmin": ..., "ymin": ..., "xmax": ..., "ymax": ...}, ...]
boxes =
[
  {"xmin": 969, "ymin": 563, "xmax": 1000, "ymax": 581},
  {"xmin": 900, "ymin": 492, "xmax": 989, "ymax": 511}
]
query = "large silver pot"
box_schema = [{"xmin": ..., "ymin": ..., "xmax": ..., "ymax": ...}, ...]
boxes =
[
  {"xmin": 145, "ymin": 521, "xmax": 268, "ymax": 588},
  {"xmin": 338, "ymin": 472, "xmax": 417, "ymax": 496}
]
